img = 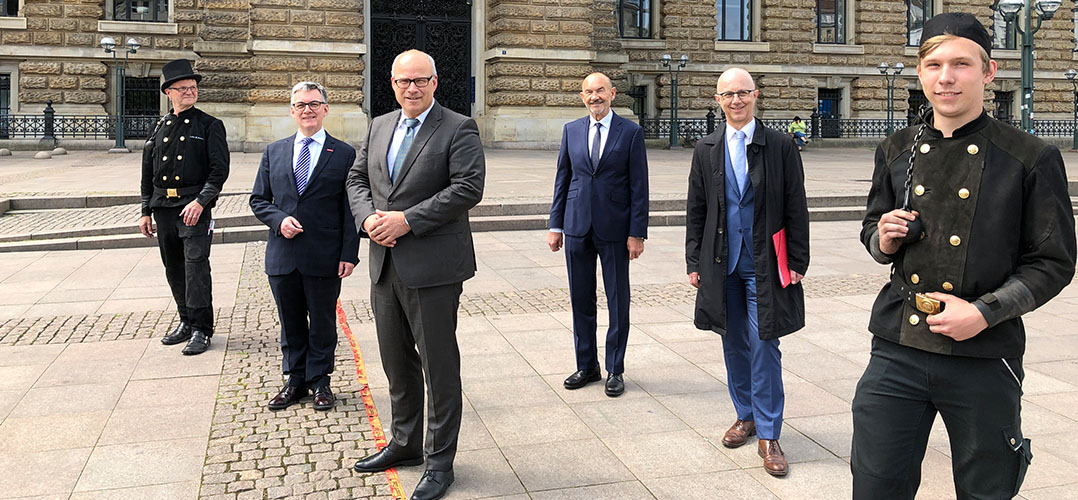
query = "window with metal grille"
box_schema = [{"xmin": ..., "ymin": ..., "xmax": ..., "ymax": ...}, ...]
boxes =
[
  {"xmin": 115, "ymin": 0, "xmax": 167, "ymax": 22},
  {"xmin": 907, "ymin": 0, "xmax": 933, "ymax": 46},
  {"xmin": 817, "ymin": 0, "xmax": 846, "ymax": 44},
  {"xmin": 716, "ymin": 0, "xmax": 751, "ymax": 42},
  {"xmin": 619, "ymin": 0, "xmax": 651, "ymax": 38},
  {"xmin": 994, "ymin": 91, "xmax": 1014, "ymax": 122},
  {"xmin": 0, "ymin": 74, "xmax": 10, "ymax": 114},
  {"xmin": 1, "ymin": 0, "xmax": 17, "ymax": 16}
]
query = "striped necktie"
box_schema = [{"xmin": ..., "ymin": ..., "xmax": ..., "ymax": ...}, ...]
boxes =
[{"xmin": 294, "ymin": 136, "xmax": 315, "ymax": 195}]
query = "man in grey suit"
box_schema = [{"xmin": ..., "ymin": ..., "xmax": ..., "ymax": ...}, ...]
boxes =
[{"xmin": 347, "ymin": 49, "xmax": 485, "ymax": 500}]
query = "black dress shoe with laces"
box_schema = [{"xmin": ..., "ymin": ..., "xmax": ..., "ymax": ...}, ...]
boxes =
[
  {"xmin": 353, "ymin": 446, "xmax": 424, "ymax": 473},
  {"xmin": 411, "ymin": 469, "xmax": 454, "ymax": 500},
  {"xmin": 563, "ymin": 366, "xmax": 602, "ymax": 390},
  {"xmin": 161, "ymin": 322, "xmax": 192, "ymax": 345},
  {"xmin": 312, "ymin": 386, "xmax": 335, "ymax": 411},
  {"xmin": 605, "ymin": 373, "xmax": 625, "ymax": 397},
  {"xmin": 267, "ymin": 385, "xmax": 307, "ymax": 410},
  {"xmin": 181, "ymin": 329, "xmax": 211, "ymax": 355}
]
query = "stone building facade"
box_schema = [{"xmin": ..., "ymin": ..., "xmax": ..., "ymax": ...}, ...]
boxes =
[{"xmin": 1, "ymin": 0, "xmax": 1076, "ymax": 149}]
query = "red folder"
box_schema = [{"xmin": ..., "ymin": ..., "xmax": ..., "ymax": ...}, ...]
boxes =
[{"xmin": 773, "ymin": 228, "xmax": 791, "ymax": 288}]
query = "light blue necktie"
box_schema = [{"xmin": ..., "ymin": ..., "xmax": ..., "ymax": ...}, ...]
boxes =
[
  {"xmin": 391, "ymin": 118, "xmax": 420, "ymax": 183},
  {"xmin": 731, "ymin": 130, "xmax": 748, "ymax": 194},
  {"xmin": 294, "ymin": 136, "xmax": 315, "ymax": 195}
]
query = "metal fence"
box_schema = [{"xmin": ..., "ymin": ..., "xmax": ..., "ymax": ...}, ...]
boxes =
[{"xmin": 0, "ymin": 102, "xmax": 159, "ymax": 140}]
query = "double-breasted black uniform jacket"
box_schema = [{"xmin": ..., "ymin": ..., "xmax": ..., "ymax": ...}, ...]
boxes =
[
  {"xmin": 686, "ymin": 119, "xmax": 811, "ymax": 339},
  {"xmin": 140, "ymin": 107, "xmax": 230, "ymax": 216},
  {"xmin": 861, "ymin": 112, "xmax": 1076, "ymax": 358}
]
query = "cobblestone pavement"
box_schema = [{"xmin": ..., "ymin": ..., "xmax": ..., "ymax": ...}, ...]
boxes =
[
  {"xmin": 0, "ymin": 193, "xmax": 252, "ymax": 236},
  {"xmin": 198, "ymin": 243, "xmax": 390, "ymax": 500}
]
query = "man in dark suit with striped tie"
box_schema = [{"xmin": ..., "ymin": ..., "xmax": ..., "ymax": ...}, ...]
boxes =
[{"xmin": 250, "ymin": 81, "xmax": 360, "ymax": 411}]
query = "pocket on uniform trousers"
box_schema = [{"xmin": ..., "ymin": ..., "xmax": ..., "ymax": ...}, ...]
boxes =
[{"xmin": 1003, "ymin": 425, "xmax": 1032, "ymax": 496}]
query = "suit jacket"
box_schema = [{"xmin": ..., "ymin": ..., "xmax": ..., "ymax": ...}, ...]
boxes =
[
  {"xmin": 685, "ymin": 119, "xmax": 810, "ymax": 339},
  {"xmin": 250, "ymin": 132, "xmax": 360, "ymax": 277},
  {"xmin": 549, "ymin": 112, "xmax": 649, "ymax": 241},
  {"xmin": 346, "ymin": 102, "xmax": 486, "ymax": 288}
]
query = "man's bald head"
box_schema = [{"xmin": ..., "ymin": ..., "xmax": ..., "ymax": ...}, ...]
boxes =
[
  {"xmin": 714, "ymin": 67, "xmax": 758, "ymax": 129},
  {"xmin": 580, "ymin": 72, "xmax": 616, "ymax": 120}
]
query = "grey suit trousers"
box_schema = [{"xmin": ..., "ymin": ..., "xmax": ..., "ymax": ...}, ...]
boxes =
[{"xmin": 373, "ymin": 251, "xmax": 463, "ymax": 471}]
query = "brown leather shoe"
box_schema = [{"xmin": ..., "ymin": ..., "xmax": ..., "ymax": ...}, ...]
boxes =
[
  {"xmin": 312, "ymin": 386, "xmax": 335, "ymax": 411},
  {"xmin": 758, "ymin": 439, "xmax": 788, "ymax": 477},
  {"xmin": 721, "ymin": 419, "xmax": 756, "ymax": 448},
  {"xmin": 268, "ymin": 385, "xmax": 307, "ymax": 410}
]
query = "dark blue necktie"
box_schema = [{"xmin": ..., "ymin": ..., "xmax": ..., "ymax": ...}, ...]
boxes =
[
  {"xmin": 294, "ymin": 136, "xmax": 315, "ymax": 195},
  {"xmin": 591, "ymin": 122, "xmax": 602, "ymax": 167}
]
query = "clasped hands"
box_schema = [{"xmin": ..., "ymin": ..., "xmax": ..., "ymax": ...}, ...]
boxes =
[{"xmin": 364, "ymin": 210, "xmax": 410, "ymax": 247}]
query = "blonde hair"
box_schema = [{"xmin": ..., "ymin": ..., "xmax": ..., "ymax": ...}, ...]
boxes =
[{"xmin": 917, "ymin": 34, "xmax": 991, "ymax": 73}]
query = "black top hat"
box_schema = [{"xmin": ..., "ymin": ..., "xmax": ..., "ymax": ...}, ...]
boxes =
[
  {"xmin": 919, "ymin": 12, "xmax": 993, "ymax": 57},
  {"xmin": 161, "ymin": 59, "xmax": 202, "ymax": 93}
]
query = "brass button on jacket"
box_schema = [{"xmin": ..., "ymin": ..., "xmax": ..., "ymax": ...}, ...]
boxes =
[
  {"xmin": 942, "ymin": 281, "xmax": 954, "ymax": 291},
  {"xmin": 909, "ymin": 314, "xmax": 920, "ymax": 325},
  {"xmin": 949, "ymin": 235, "xmax": 961, "ymax": 246},
  {"xmin": 958, "ymin": 188, "xmax": 970, "ymax": 199},
  {"xmin": 914, "ymin": 185, "xmax": 925, "ymax": 196},
  {"xmin": 967, "ymin": 144, "xmax": 979, "ymax": 155},
  {"xmin": 911, "ymin": 274, "xmax": 920, "ymax": 284},
  {"xmin": 920, "ymin": 143, "xmax": 931, "ymax": 154}
]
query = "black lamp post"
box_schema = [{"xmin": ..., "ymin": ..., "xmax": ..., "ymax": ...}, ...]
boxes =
[
  {"xmin": 101, "ymin": 36, "xmax": 140, "ymax": 153},
  {"xmin": 661, "ymin": 53, "xmax": 688, "ymax": 148},
  {"xmin": 996, "ymin": 0, "xmax": 1062, "ymax": 134},
  {"xmin": 1067, "ymin": 69, "xmax": 1078, "ymax": 149},
  {"xmin": 878, "ymin": 62, "xmax": 904, "ymax": 135}
]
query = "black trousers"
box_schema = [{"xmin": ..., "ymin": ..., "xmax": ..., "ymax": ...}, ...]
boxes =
[
  {"xmin": 372, "ymin": 251, "xmax": 463, "ymax": 471},
  {"xmin": 851, "ymin": 337, "xmax": 1031, "ymax": 500},
  {"xmin": 268, "ymin": 270, "xmax": 341, "ymax": 389},
  {"xmin": 154, "ymin": 206, "xmax": 214, "ymax": 333}
]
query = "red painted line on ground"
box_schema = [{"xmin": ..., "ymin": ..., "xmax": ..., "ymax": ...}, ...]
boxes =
[{"xmin": 337, "ymin": 299, "xmax": 407, "ymax": 500}]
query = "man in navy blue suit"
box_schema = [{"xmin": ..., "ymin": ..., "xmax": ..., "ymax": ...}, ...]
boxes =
[
  {"xmin": 250, "ymin": 81, "xmax": 360, "ymax": 412},
  {"xmin": 548, "ymin": 72, "xmax": 648, "ymax": 398}
]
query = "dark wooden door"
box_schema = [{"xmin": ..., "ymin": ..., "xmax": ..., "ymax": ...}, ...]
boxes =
[{"xmin": 370, "ymin": 0, "xmax": 471, "ymax": 118}]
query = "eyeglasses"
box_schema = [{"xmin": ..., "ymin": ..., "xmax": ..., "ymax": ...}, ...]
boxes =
[
  {"xmin": 393, "ymin": 76, "xmax": 434, "ymax": 89},
  {"xmin": 716, "ymin": 89, "xmax": 756, "ymax": 101},
  {"xmin": 291, "ymin": 101, "xmax": 325, "ymax": 111},
  {"xmin": 167, "ymin": 86, "xmax": 198, "ymax": 94}
]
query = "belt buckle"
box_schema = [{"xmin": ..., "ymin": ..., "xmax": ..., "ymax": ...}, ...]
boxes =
[
  {"xmin": 914, "ymin": 293, "xmax": 942, "ymax": 315},
  {"xmin": 166, "ymin": 188, "xmax": 178, "ymax": 198}
]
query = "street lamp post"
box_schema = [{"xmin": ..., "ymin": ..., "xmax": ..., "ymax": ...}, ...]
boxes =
[
  {"xmin": 660, "ymin": 53, "xmax": 688, "ymax": 148},
  {"xmin": 101, "ymin": 36, "xmax": 140, "ymax": 153},
  {"xmin": 1066, "ymin": 69, "xmax": 1078, "ymax": 149},
  {"xmin": 996, "ymin": 0, "xmax": 1062, "ymax": 134},
  {"xmin": 878, "ymin": 62, "xmax": 905, "ymax": 135}
]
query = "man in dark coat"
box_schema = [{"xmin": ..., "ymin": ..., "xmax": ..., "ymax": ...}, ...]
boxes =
[
  {"xmin": 250, "ymin": 81, "xmax": 359, "ymax": 412},
  {"xmin": 685, "ymin": 67, "xmax": 810, "ymax": 477},
  {"xmin": 851, "ymin": 13, "xmax": 1076, "ymax": 499},
  {"xmin": 139, "ymin": 59, "xmax": 229, "ymax": 355}
]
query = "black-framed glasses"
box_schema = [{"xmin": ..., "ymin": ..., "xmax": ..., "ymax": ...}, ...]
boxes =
[
  {"xmin": 393, "ymin": 76, "xmax": 434, "ymax": 89},
  {"xmin": 167, "ymin": 85, "xmax": 198, "ymax": 94},
  {"xmin": 716, "ymin": 89, "xmax": 756, "ymax": 101},
  {"xmin": 291, "ymin": 100, "xmax": 325, "ymax": 111}
]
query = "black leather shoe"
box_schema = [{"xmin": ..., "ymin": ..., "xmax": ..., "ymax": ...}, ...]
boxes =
[
  {"xmin": 267, "ymin": 385, "xmax": 307, "ymax": 410},
  {"xmin": 312, "ymin": 386, "xmax": 335, "ymax": 411},
  {"xmin": 563, "ymin": 366, "xmax": 602, "ymax": 390},
  {"xmin": 353, "ymin": 446, "xmax": 424, "ymax": 473},
  {"xmin": 605, "ymin": 373, "xmax": 625, "ymax": 397},
  {"xmin": 181, "ymin": 329, "xmax": 211, "ymax": 355},
  {"xmin": 411, "ymin": 469, "xmax": 454, "ymax": 500},
  {"xmin": 161, "ymin": 322, "xmax": 192, "ymax": 345}
]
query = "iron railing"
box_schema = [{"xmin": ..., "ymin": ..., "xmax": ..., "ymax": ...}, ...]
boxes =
[{"xmin": 0, "ymin": 102, "xmax": 158, "ymax": 140}]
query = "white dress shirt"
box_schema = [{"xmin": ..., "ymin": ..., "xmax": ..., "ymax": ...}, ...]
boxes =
[
  {"xmin": 386, "ymin": 100, "xmax": 436, "ymax": 174},
  {"xmin": 293, "ymin": 127, "xmax": 326, "ymax": 173}
]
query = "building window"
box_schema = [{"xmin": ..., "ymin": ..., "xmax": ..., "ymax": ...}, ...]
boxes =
[
  {"xmin": 619, "ymin": 0, "xmax": 651, "ymax": 38},
  {"xmin": 907, "ymin": 0, "xmax": 933, "ymax": 46},
  {"xmin": 1, "ymin": 0, "xmax": 17, "ymax": 16},
  {"xmin": 0, "ymin": 74, "xmax": 10, "ymax": 114},
  {"xmin": 992, "ymin": 9, "xmax": 1017, "ymax": 50},
  {"xmin": 994, "ymin": 90, "xmax": 1014, "ymax": 123},
  {"xmin": 115, "ymin": 0, "xmax": 167, "ymax": 22},
  {"xmin": 908, "ymin": 89, "xmax": 928, "ymax": 122},
  {"xmin": 716, "ymin": 0, "xmax": 751, "ymax": 41},
  {"xmin": 817, "ymin": 0, "xmax": 846, "ymax": 44}
]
